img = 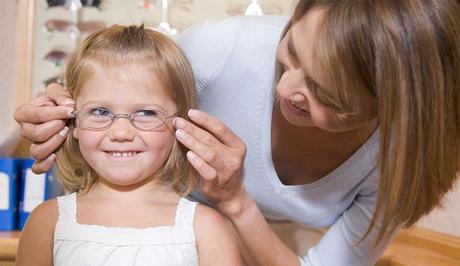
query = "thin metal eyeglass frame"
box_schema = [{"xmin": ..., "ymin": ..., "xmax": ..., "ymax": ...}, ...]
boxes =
[{"xmin": 71, "ymin": 109, "xmax": 177, "ymax": 131}]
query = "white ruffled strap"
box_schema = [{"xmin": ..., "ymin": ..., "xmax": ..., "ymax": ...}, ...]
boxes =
[
  {"xmin": 174, "ymin": 197, "xmax": 198, "ymax": 226},
  {"xmin": 56, "ymin": 192, "xmax": 77, "ymax": 223}
]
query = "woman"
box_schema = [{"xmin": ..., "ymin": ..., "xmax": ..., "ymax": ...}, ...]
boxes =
[{"xmin": 14, "ymin": 0, "xmax": 459, "ymax": 265}]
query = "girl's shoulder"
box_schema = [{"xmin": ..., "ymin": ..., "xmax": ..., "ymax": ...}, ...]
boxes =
[
  {"xmin": 193, "ymin": 203, "xmax": 232, "ymax": 241},
  {"xmin": 193, "ymin": 204, "xmax": 242, "ymax": 264},
  {"xmin": 20, "ymin": 198, "xmax": 59, "ymax": 238},
  {"xmin": 26, "ymin": 198, "xmax": 59, "ymax": 229},
  {"xmin": 193, "ymin": 204, "xmax": 227, "ymax": 229},
  {"xmin": 15, "ymin": 199, "xmax": 58, "ymax": 265}
]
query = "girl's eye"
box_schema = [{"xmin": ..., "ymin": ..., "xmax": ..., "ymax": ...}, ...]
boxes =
[
  {"xmin": 135, "ymin": 109, "xmax": 159, "ymax": 117},
  {"xmin": 90, "ymin": 107, "xmax": 112, "ymax": 117}
]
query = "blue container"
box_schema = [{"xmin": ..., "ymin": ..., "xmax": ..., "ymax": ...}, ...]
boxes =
[
  {"xmin": 0, "ymin": 158, "xmax": 19, "ymax": 231},
  {"xmin": 17, "ymin": 158, "xmax": 62, "ymax": 230}
]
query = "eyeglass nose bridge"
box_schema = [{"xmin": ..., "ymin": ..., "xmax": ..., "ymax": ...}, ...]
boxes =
[{"xmin": 109, "ymin": 113, "xmax": 136, "ymax": 127}]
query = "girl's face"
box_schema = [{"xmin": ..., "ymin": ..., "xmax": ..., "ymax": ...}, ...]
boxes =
[
  {"xmin": 73, "ymin": 64, "xmax": 177, "ymax": 188},
  {"xmin": 276, "ymin": 7, "xmax": 377, "ymax": 132}
]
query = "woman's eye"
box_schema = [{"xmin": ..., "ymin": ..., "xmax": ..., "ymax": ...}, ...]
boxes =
[
  {"xmin": 90, "ymin": 108, "xmax": 111, "ymax": 117},
  {"xmin": 306, "ymin": 80, "xmax": 338, "ymax": 110},
  {"xmin": 286, "ymin": 43, "xmax": 295, "ymax": 58},
  {"xmin": 284, "ymin": 42, "xmax": 301, "ymax": 67},
  {"xmin": 135, "ymin": 109, "xmax": 158, "ymax": 117}
]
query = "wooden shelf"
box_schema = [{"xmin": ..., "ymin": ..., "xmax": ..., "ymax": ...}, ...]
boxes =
[
  {"xmin": 0, "ymin": 231, "xmax": 20, "ymax": 261},
  {"xmin": 1, "ymin": 228, "xmax": 459, "ymax": 264},
  {"xmin": 378, "ymin": 228, "xmax": 460, "ymax": 266}
]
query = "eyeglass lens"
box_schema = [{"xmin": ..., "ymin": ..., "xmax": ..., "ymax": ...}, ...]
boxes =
[{"xmin": 76, "ymin": 108, "xmax": 173, "ymax": 130}]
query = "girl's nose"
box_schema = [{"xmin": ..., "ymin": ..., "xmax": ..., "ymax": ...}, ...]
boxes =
[{"xmin": 108, "ymin": 117, "xmax": 135, "ymax": 142}]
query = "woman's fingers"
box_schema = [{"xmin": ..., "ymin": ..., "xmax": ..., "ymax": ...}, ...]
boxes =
[
  {"xmin": 174, "ymin": 113, "xmax": 246, "ymax": 172},
  {"xmin": 175, "ymin": 128, "xmax": 225, "ymax": 170},
  {"xmin": 13, "ymin": 83, "xmax": 73, "ymax": 174},
  {"xmin": 174, "ymin": 117, "xmax": 219, "ymax": 147},
  {"xmin": 187, "ymin": 110, "xmax": 245, "ymax": 150},
  {"xmin": 186, "ymin": 150, "xmax": 241, "ymax": 205},
  {"xmin": 15, "ymin": 104, "xmax": 74, "ymax": 124},
  {"xmin": 14, "ymin": 83, "xmax": 74, "ymax": 124},
  {"xmin": 30, "ymin": 127, "xmax": 69, "ymax": 160},
  {"xmin": 174, "ymin": 111, "xmax": 247, "ymax": 206},
  {"xmin": 186, "ymin": 151, "xmax": 218, "ymax": 182},
  {"xmin": 20, "ymin": 119, "xmax": 67, "ymax": 143},
  {"xmin": 31, "ymin": 154, "xmax": 56, "ymax": 174},
  {"xmin": 44, "ymin": 83, "xmax": 75, "ymax": 107}
]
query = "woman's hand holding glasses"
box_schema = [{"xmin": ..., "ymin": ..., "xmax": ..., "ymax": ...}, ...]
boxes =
[
  {"xmin": 14, "ymin": 84, "xmax": 75, "ymax": 173},
  {"xmin": 174, "ymin": 110, "xmax": 248, "ymax": 216}
]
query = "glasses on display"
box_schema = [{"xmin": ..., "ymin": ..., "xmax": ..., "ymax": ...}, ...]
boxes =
[
  {"xmin": 72, "ymin": 107, "xmax": 177, "ymax": 131},
  {"xmin": 44, "ymin": 19, "xmax": 106, "ymax": 36},
  {"xmin": 245, "ymin": 0, "xmax": 264, "ymax": 16},
  {"xmin": 44, "ymin": 49, "xmax": 68, "ymax": 67},
  {"xmin": 47, "ymin": 0, "xmax": 102, "ymax": 9}
]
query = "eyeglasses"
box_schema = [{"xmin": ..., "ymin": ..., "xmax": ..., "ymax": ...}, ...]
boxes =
[
  {"xmin": 44, "ymin": 19, "xmax": 106, "ymax": 36},
  {"xmin": 47, "ymin": 0, "xmax": 102, "ymax": 9},
  {"xmin": 72, "ymin": 107, "xmax": 177, "ymax": 131},
  {"xmin": 44, "ymin": 49, "xmax": 68, "ymax": 67}
]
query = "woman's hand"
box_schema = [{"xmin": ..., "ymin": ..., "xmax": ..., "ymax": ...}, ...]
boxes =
[
  {"xmin": 14, "ymin": 83, "xmax": 75, "ymax": 173},
  {"xmin": 174, "ymin": 109, "xmax": 247, "ymax": 214}
]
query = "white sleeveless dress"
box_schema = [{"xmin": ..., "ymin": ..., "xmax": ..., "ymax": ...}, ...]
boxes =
[{"xmin": 53, "ymin": 193, "xmax": 199, "ymax": 266}]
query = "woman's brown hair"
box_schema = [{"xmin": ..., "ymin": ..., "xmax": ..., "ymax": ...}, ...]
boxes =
[
  {"xmin": 283, "ymin": 0, "xmax": 460, "ymax": 244},
  {"xmin": 56, "ymin": 25, "xmax": 199, "ymax": 195}
]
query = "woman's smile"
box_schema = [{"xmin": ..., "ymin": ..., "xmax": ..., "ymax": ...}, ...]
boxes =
[{"xmin": 286, "ymin": 100, "xmax": 310, "ymax": 116}]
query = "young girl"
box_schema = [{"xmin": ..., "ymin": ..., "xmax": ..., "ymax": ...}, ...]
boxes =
[{"xmin": 15, "ymin": 25, "xmax": 241, "ymax": 266}]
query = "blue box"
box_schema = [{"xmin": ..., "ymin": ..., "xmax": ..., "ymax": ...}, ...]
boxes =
[
  {"xmin": 18, "ymin": 158, "xmax": 62, "ymax": 230},
  {"xmin": 0, "ymin": 158, "xmax": 19, "ymax": 231}
]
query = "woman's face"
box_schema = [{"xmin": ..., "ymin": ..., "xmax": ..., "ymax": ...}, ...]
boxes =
[{"xmin": 276, "ymin": 7, "xmax": 377, "ymax": 132}]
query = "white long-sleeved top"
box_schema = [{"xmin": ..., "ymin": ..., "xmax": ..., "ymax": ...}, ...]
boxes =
[{"xmin": 177, "ymin": 16, "xmax": 395, "ymax": 266}]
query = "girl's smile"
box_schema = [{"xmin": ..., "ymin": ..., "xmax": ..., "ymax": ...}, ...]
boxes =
[{"xmin": 73, "ymin": 64, "xmax": 177, "ymax": 188}]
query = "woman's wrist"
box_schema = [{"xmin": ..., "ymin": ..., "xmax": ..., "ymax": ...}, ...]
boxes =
[{"xmin": 216, "ymin": 188, "xmax": 255, "ymax": 219}]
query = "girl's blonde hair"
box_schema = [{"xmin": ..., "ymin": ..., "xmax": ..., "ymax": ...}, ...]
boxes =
[
  {"xmin": 56, "ymin": 25, "xmax": 199, "ymax": 195},
  {"xmin": 281, "ymin": 0, "xmax": 459, "ymax": 244}
]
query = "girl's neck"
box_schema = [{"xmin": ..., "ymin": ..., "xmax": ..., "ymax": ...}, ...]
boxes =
[
  {"xmin": 81, "ymin": 177, "xmax": 178, "ymax": 204},
  {"xmin": 75, "ymin": 177, "xmax": 181, "ymax": 229}
]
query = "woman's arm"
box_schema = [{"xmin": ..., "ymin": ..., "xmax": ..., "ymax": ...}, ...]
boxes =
[
  {"xmin": 15, "ymin": 199, "xmax": 58, "ymax": 266},
  {"xmin": 175, "ymin": 110, "xmax": 400, "ymax": 265},
  {"xmin": 195, "ymin": 205, "xmax": 242, "ymax": 265},
  {"xmin": 222, "ymin": 190, "xmax": 301, "ymax": 266},
  {"xmin": 300, "ymin": 188, "xmax": 400, "ymax": 265},
  {"xmin": 174, "ymin": 110, "xmax": 300, "ymax": 266},
  {"xmin": 14, "ymin": 83, "xmax": 75, "ymax": 173}
]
